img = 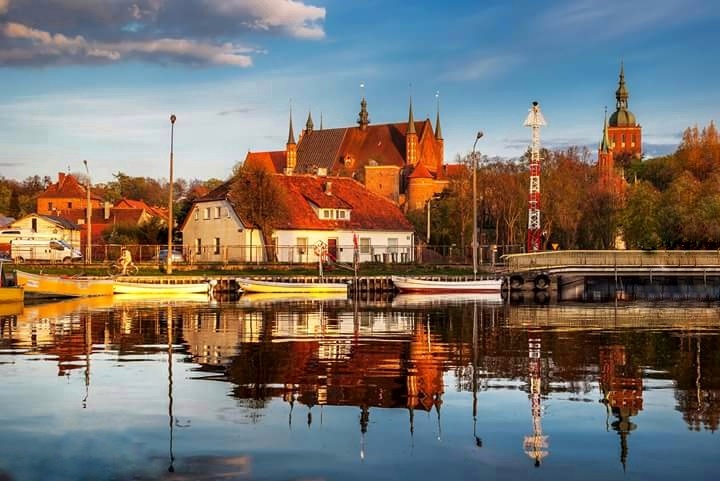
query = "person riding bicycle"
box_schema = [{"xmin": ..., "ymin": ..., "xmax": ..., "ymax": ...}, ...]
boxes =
[{"xmin": 119, "ymin": 247, "xmax": 133, "ymax": 275}]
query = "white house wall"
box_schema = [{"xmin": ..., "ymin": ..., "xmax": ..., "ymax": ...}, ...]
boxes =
[
  {"xmin": 273, "ymin": 229, "xmax": 414, "ymax": 264},
  {"xmin": 11, "ymin": 215, "xmax": 80, "ymax": 247},
  {"xmin": 181, "ymin": 200, "xmax": 265, "ymax": 263}
]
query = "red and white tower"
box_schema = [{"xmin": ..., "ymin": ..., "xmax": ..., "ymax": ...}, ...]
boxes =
[{"xmin": 524, "ymin": 101, "xmax": 546, "ymax": 252}]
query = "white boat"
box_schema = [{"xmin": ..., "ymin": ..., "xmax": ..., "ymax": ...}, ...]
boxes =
[
  {"xmin": 236, "ymin": 277, "xmax": 348, "ymax": 294},
  {"xmin": 114, "ymin": 280, "xmax": 213, "ymax": 295},
  {"xmin": 391, "ymin": 276, "xmax": 503, "ymax": 293},
  {"xmin": 16, "ymin": 269, "xmax": 114, "ymax": 298}
]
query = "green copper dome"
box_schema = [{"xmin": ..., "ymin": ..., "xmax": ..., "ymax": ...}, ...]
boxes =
[{"xmin": 609, "ymin": 109, "xmax": 636, "ymax": 127}]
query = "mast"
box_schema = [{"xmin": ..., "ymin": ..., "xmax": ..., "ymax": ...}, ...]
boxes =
[
  {"xmin": 471, "ymin": 132, "xmax": 484, "ymax": 279},
  {"xmin": 523, "ymin": 101, "xmax": 546, "ymax": 252}
]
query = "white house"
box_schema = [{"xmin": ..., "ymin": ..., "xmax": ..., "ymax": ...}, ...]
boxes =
[
  {"xmin": 10, "ymin": 214, "xmax": 81, "ymax": 247},
  {"xmin": 181, "ymin": 174, "xmax": 415, "ymax": 264}
]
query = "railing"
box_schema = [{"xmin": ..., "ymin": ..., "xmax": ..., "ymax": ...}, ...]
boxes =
[{"xmin": 504, "ymin": 250, "xmax": 720, "ymax": 272}]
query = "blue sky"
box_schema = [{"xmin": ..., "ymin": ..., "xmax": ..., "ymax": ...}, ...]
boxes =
[{"xmin": 0, "ymin": 0, "xmax": 718, "ymax": 183}]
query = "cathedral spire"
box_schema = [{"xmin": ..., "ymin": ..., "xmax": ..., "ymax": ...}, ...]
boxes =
[
  {"xmin": 600, "ymin": 107, "xmax": 612, "ymax": 153},
  {"xmin": 287, "ymin": 105, "xmax": 296, "ymax": 145},
  {"xmin": 305, "ymin": 110, "xmax": 314, "ymax": 133},
  {"xmin": 434, "ymin": 92, "xmax": 443, "ymax": 140},
  {"xmin": 407, "ymin": 96, "xmax": 416, "ymax": 135},
  {"xmin": 357, "ymin": 83, "xmax": 369, "ymax": 130}
]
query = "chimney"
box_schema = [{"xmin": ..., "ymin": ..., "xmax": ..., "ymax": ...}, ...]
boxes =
[
  {"xmin": 316, "ymin": 167, "xmax": 327, "ymax": 176},
  {"xmin": 324, "ymin": 181, "xmax": 332, "ymax": 195},
  {"xmin": 104, "ymin": 201, "xmax": 111, "ymax": 220},
  {"xmin": 58, "ymin": 172, "xmax": 66, "ymax": 184}
]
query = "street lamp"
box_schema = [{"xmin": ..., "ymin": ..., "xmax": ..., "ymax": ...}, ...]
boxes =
[
  {"xmin": 472, "ymin": 131, "xmax": 484, "ymax": 279},
  {"xmin": 167, "ymin": 114, "xmax": 176, "ymax": 275},
  {"xmin": 83, "ymin": 160, "xmax": 92, "ymax": 264}
]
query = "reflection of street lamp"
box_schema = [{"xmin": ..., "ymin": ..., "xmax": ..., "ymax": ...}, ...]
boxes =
[
  {"xmin": 167, "ymin": 114, "xmax": 176, "ymax": 275},
  {"xmin": 472, "ymin": 131, "xmax": 484, "ymax": 279},
  {"xmin": 83, "ymin": 160, "xmax": 92, "ymax": 264}
]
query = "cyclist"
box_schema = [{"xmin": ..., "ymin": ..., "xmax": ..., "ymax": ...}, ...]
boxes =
[{"xmin": 119, "ymin": 247, "xmax": 133, "ymax": 275}]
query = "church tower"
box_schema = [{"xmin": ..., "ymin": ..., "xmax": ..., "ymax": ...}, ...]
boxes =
[
  {"xmin": 435, "ymin": 95, "xmax": 444, "ymax": 171},
  {"xmin": 598, "ymin": 108, "xmax": 614, "ymax": 188},
  {"xmin": 608, "ymin": 62, "xmax": 642, "ymax": 160}
]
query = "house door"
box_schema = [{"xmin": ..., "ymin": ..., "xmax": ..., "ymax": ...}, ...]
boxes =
[{"xmin": 327, "ymin": 238, "xmax": 337, "ymax": 261}]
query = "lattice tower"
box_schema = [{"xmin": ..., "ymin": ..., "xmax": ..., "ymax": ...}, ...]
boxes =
[{"xmin": 523, "ymin": 101, "xmax": 546, "ymax": 252}]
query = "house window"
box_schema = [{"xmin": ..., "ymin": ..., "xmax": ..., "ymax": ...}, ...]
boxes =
[
  {"xmin": 196, "ymin": 238, "xmax": 202, "ymax": 255},
  {"xmin": 337, "ymin": 210, "xmax": 346, "ymax": 219},
  {"xmin": 322, "ymin": 210, "xmax": 331, "ymax": 219},
  {"xmin": 67, "ymin": 202, "xmax": 72, "ymax": 208},
  {"xmin": 48, "ymin": 202, "xmax": 53, "ymax": 211},
  {"xmin": 388, "ymin": 238, "xmax": 398, "ymax": 253},
  {"xmin": 194, "ymin": 209, "xmax": 199, "ymax": 221},
  {"xmin": 31, "ymin": 218, "xmax": 37, "ymax": 233},
  {"xmin": 297, "ymin": 237, "xmax": 308, "ymax": 255},
  {"xmin": 214, "ymin": 237, "xmax": 221, "ymax": 254},
  {"xmin": 215, "ymin": 207, "xmax": 221, "ymax": 219},
  {"xmin": 360, "ymin": 237, "xmax": 371, "ymax": 254},
  {"xmin": 204, "ymin": 207, "xmax": 211, "ymax": 220}
]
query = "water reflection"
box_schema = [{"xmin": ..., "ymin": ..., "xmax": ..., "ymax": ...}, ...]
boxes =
[{"xmin": 1, "ymin": 296, "xmax": 719, "ymax": 480}]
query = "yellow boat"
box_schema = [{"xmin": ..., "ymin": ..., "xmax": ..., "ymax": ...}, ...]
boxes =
[
  {"xmin": 0, "ymin": 286, "xmax": 24, "ymax": 304},
  {"xmin": 0, "ymin": 300, "xmax": 23, "ymax": 316},
  {"xmin": 236, "ymin": 277, "xmax": 348, "ymax": 294},
  {"xmin": 16, "ymin": 270, "xmax": 114, "ymax": 298},
  {"xmin": 113, "ymin": 280, "xmax": 212, "ymax": 295}
]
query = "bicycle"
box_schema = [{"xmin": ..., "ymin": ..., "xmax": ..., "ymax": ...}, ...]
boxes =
[{"xmin": 107, "ymin": 261, "xmax": 139, "ymax": 276}]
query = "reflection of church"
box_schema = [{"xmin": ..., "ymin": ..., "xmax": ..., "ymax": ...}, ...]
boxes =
[{"xmin": 599, "ymin": 345, "xmax": 643, "ymax": 470}]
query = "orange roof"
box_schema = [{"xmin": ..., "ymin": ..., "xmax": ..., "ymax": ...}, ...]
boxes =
[
  {"xmin": 409, "ymin": 162, "xmax": 433, "ymax": 179},
  {"xmin": 39, "ymin": 172, "xmax": 103, "ymax": 201},
  {"xmin": 114, "ymin": 198, "xmax": 168, "ymax": 220},
  {"xmin": 272, "ymin": 175, "xmax": 413, "ymax": 231},
  {"xmin": 444, "ymin": 164, "xmax": 468, "ymax": 178},
  {"xmin": 244, "ymin": 151, "xmax": 287, "ymax": 173}
]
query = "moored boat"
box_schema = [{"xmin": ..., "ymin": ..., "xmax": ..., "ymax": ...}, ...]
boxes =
[
  {"xmin": 0, "ymin": 286, "xmax": 24, "ymax": 304},
  {"xmin": 391, "ymin": 276, "xmax": 503, "ymax": 293},
  {"xmin": 16, "ymin": 270, "xmax": 114, "ymax": 298},
  {"xmin": 0, "ymin": 300, "xmax": 23, "ymax": 316},
  {"xmin": 238, "ymin": 291, "xmax": 348, "ymax": 304},
  {"xmin": 113, "ymin": 280, "xmax": 213, "ymax": 295},
  {"xmin": 236, "ymin": 278, "xmax": 348, "ymax": 294}
]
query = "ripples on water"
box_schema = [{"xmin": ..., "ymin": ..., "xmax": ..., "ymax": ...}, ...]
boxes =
[{"xmin": 0, "ymin": 294, "xmax": 719, "ymax": 481}]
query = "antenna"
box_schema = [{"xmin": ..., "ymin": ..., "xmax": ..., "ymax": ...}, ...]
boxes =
[{"xmin": 523, "ymin": 101, "xmax": 547, "ymax": 252}]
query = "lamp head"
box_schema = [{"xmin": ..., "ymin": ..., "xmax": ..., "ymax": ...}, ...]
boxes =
[
  {"xmin": 476, "ymin": 131, "xmax": 484, "ymax": 139},
  {"xmin": 170, "ymin": 114, "xmax": 177, "ymax": 124}
]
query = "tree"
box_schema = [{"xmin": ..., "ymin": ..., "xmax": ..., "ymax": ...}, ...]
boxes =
[
  {"xmin": 622, "ymin": 181, "xmax": 663, "ymax": 249},
  {"xmin": 228, "ymin": 164, "xmax": 289, "ymax": 261}
]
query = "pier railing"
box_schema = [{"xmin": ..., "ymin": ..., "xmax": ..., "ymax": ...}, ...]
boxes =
[{"xmin": 504, "ymin": 250, "xmax": 720, "ymax": 272}]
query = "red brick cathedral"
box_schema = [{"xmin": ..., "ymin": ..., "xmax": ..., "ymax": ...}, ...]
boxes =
[
  {"xmin": 598, "ymin": 63, "xmax": 642, "ymax": 190},
  {"xmin": 244, "ymin": 96, "xmax": 449, "ymax": 211}
]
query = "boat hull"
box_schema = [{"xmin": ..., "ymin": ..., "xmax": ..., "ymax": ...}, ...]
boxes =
[
  {"xmin": 391, "ymin": 276, "xmax": 502, "ymax": 293},
  {"xmin": 16, "ymin": 270, "xmax": 114, "ymax": 298},
  {"xmin": 0, "ymin": 286, "xmax": 24, "ymax": 304},
  {"xmin": 113, "ymin": 281, "xmax": 211, "ymax": 295},
  {"xmin": 236, "ymin": 278, "xmax": 348, "ymax": 294}
]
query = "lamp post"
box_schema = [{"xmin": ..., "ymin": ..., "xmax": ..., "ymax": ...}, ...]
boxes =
[
  {"xmin": 167, "ymin": 114, "xmax": 176, "ymax": 275},
  {"xmin": 83, "ymin": 160, "xmax": 92, "ymax": 264},
  {"xmin": 426, "ymin": 196, "xmax": 432, "ymax": 244},
  {"xmin": 472, "ymin": 131, "xmax": 484, "ymax": 279}
]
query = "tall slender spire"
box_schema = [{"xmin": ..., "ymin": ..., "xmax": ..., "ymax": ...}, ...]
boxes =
[
  {"xmin": 600, "ymin": 107, "xmax": 612, "ymax": 153},
  {"xmin": 357, "ymin": 97, "xmax": 369, "ymax": 130},
  {"xmin": 305, "ymin": 110, "xmax": 314, "ymax": 133},
  {"xmin": 434, "ymin": 91, "xmax": 443, "ymax": 140},
  {"xmin": 615, "ymin": 60, "xmax": 629, "ymax": 110},
  {"xmin": 407, "ymin": 96, "xmax": 416, "ymax": 135},
  {"xmin": 287, "ymin": 105, "xmax": 296, "ymax": 145},
  {"xmin": 320, "ymin": 112, "xmax": 323, "ymax": 130}
]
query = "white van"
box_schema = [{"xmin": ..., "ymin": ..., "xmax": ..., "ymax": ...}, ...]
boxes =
[{"xmin": 10, "ymin": 239, "xmax": 83, "ymax": 263}]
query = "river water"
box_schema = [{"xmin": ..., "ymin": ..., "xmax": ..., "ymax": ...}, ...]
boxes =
[{"xmin": 1, "ymin": 294, "xmax": 718, "ymax": 481}]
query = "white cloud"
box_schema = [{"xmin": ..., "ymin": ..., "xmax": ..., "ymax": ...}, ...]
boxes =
[
  {"xmin": 207, "ymin": 0, "xmax": 326, "ymax": 39},
  {"xmin": 0, "ymin": 0, "xmax": 9, "ymax": 15}
]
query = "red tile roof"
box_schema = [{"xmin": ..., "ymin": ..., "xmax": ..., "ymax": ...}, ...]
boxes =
[
  {"xmin": 273, "ymin": 175, "xmax": 413, "ymax": 231},
  {"xmin": 114, "ymin": 198, "xmax": 168, "ymax": 220},
  {"xmin": 39, "ymin": 172, "xmax": 103, "ymax": 201},
  {"xmin": 444, "ymin": 163, "xmax": 468, "ymax": 178},
  {"xmin": 409, "ymin": 162, "xmax": 433, "ymax": 179},
  {"xmin": 244, "ymin": 151, "xmax": 287, "ymax": 173}
]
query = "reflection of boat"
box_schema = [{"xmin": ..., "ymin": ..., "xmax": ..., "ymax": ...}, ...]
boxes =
[
  {"xmin": 238, "ymin": 292, "xmax": 348, "ymax": 305},
  {"xmin": 391, "ymin": 276, "xmax": 502, "ymax": 294},
  {"xmin": 16, "ymin": 270, "xmax": 114, "ymax": 298},
  {"xmin": 236, "ymin": 278, "xmax": 348, "ymax": 294},
  {"xmin": 17, "ymin": 295, "xmax": 115, "ymax": 322},
  {"xmin": 0, "ymin": 301, "xmax": 23, "ymax": 316},
  {"xmin": 112, "ymin": 293, "xmax": 212, "ymax": 305},
  {"xmin": 392, "ymin": 292, "xmax": 503, "ymax": 307},
  {"xmin": 113, "ymin": 280, "xmax": 212, "ymax": 295}
]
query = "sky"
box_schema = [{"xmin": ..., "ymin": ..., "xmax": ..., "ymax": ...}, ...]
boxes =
[{"xmin": 0, "ymin": 0, "xmax": 719, "ymax": 184}]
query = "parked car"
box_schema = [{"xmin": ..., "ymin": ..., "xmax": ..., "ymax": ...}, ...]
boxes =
[{"xmin": 152, "ymin": 249, "xmax": 185, "ymax": 263}]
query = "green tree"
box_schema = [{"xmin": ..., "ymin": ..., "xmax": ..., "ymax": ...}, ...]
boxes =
[{"xmin": 622, "ymin": 181, "xmax": 663, "ymax": 249}]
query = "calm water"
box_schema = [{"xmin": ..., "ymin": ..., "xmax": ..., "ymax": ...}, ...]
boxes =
[{"xmin": 1, "ymin": 294, "xmax": 719, "ymax": 481}]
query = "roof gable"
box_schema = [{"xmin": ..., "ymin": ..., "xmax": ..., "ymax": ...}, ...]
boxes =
[{"xmin": 245, "ymin": 151, "xmax": 287, "ymax": 173}]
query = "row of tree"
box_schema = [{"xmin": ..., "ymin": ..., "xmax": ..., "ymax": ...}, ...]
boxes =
[{"xmin": 411, "ymin": 121, "xmax": 720, "ymax": 251}]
